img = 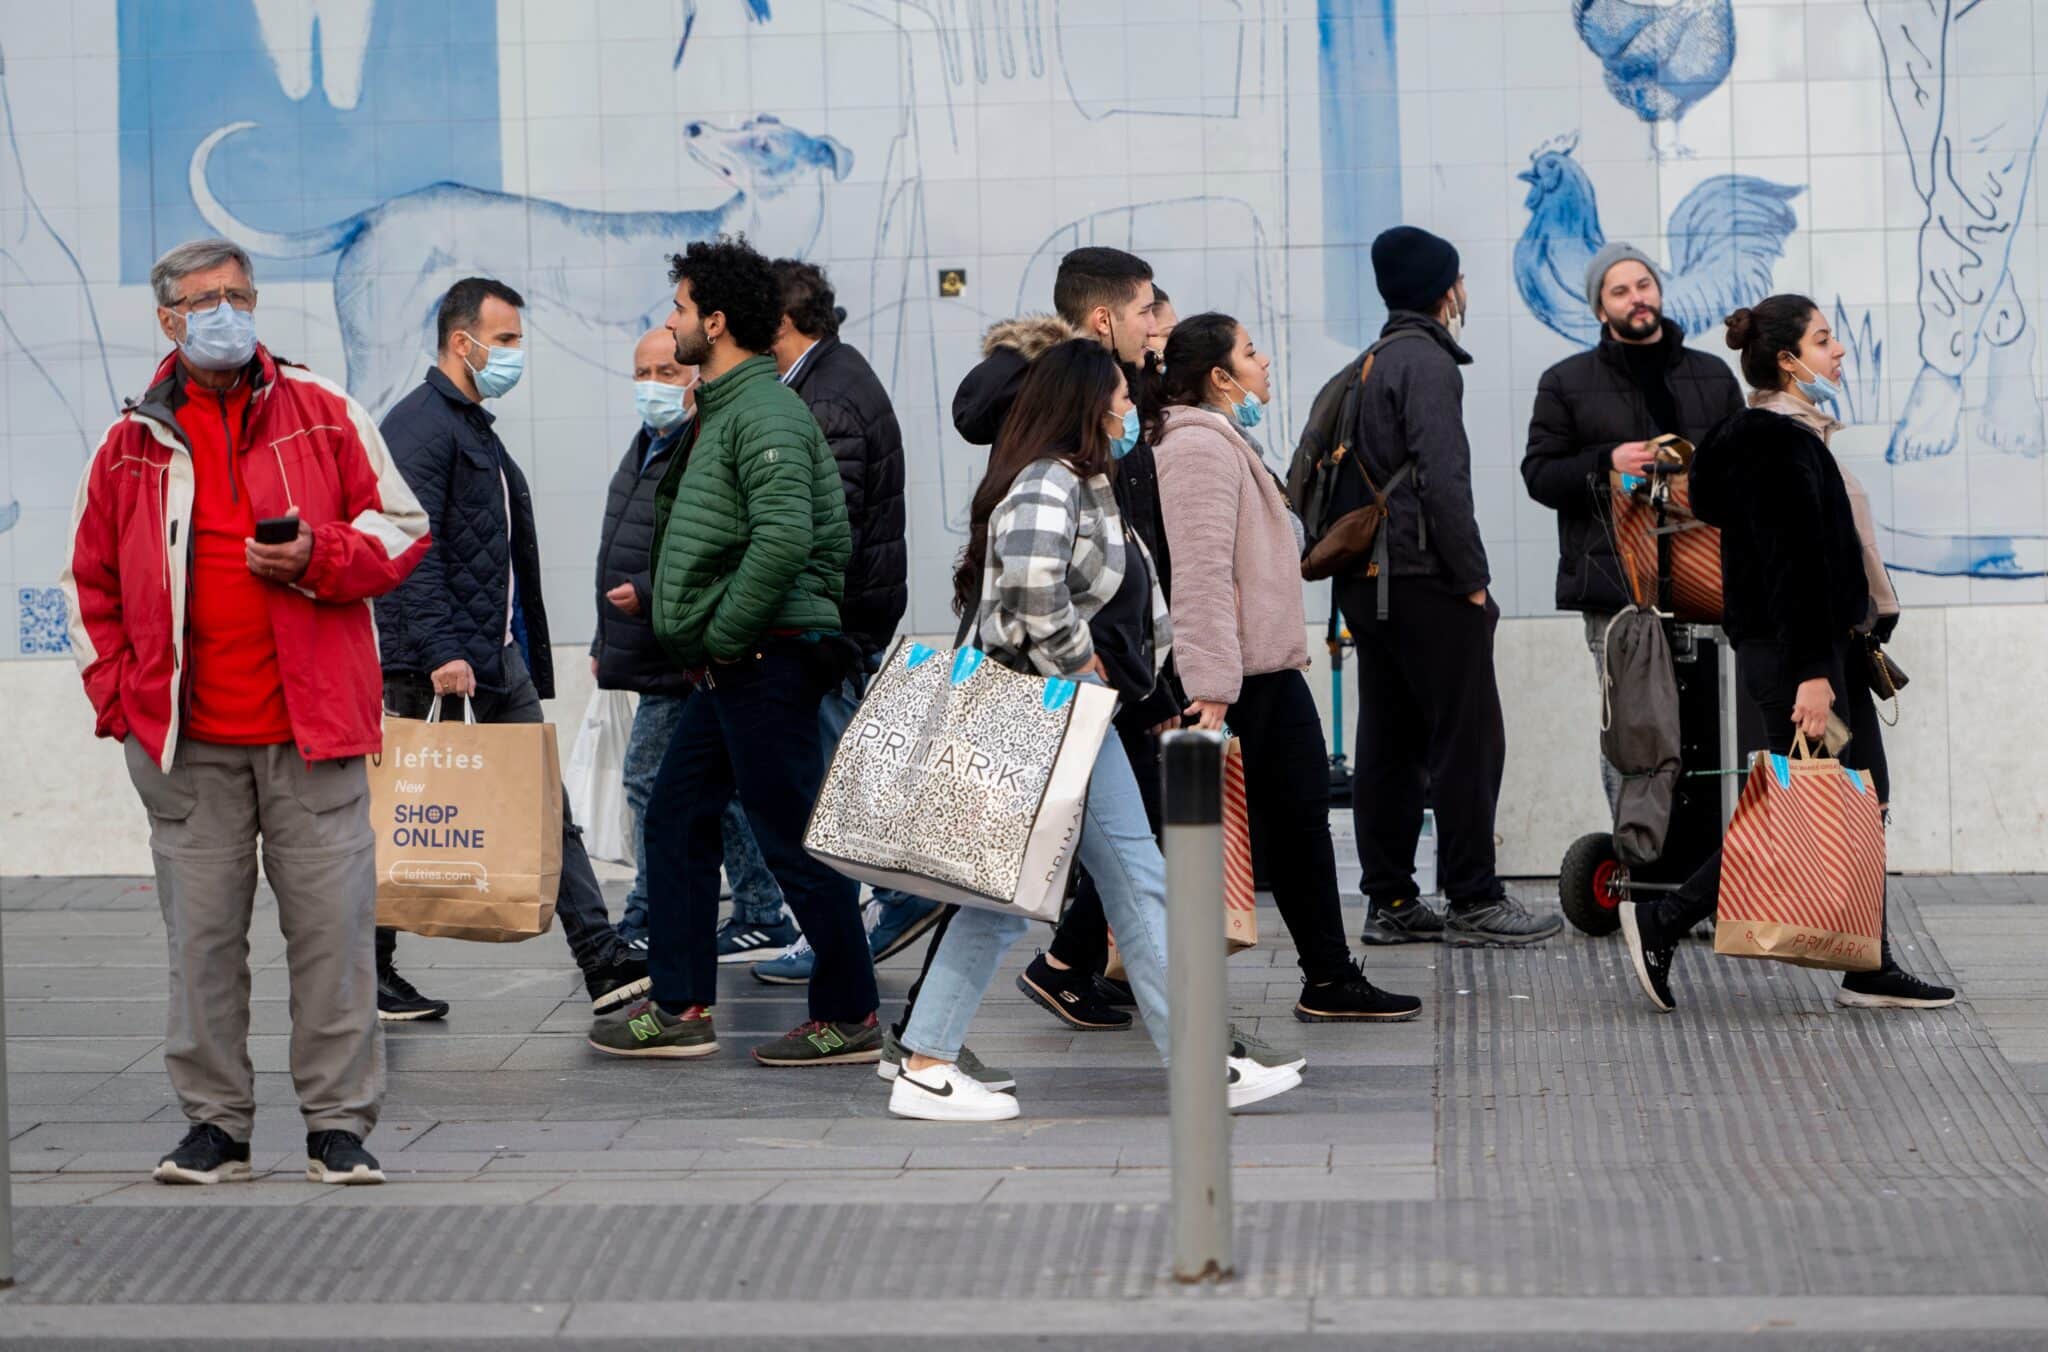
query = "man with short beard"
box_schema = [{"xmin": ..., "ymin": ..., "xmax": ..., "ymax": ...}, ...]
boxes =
[{"xmin": 1521, "ymin": 243, "xmax": 1743, "ymax": 811}]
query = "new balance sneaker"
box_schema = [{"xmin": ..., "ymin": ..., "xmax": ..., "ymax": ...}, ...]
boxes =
[
  {"xmin": 868, "ymin": 895, "xmax": 945, "ymax": 962},
  {"xmin": 753, "ymin": 1014, "xmax": 885, "ymax": 1067},
  {"xmin": 716, "ymin": 914, "xmax": 798, "ymax": 965},
  {"xmin": 1619, "ymin": 899, "xmax": 1682, "ymax": 1013},
  {"xmin": 1360, "ymin": 897, "xmax": 1446, "ymax": 946},
  {"xmin": 1017, "ymin": 952, "xmax": 1133, "ymax": 1030},
  {"xmin": 1294, "ymin": 970, "xmax": 1423, "ymax": 1023},
  {"xmin": 1445, "ymin": 896, "xmax": 1565, "ymax": 946},
  {"xmin": 153, "ymin": 1123, "xmax": 251, "ymax": 1185},
  {"xmin": 377, "ymin": 964, "xmax": 449, "ymax": 1022},
  {"xmin": 888, "ymin": 1060, "xmax": 1022, "ymax": 1122},
  {"xmin": 877, "ymin": 1029, "xmax": 1016, "ymax": 1091},
  {"xmin": 305, "ymin": 1130, "xmax": 384, "ymax": 1185},
  {"xmin": 586, "ymin": 951, "xmax": 652, "ymax": 1014},
  {"xmin": 1230, "ymin": 1023, "xmax": 1307, "ymax": 1073},
  {"xmin": 587, "ymin": 1000, "xmax": 719, "ymax": 1058},
  {"xmin": 1226, "ymin": 1056, "xmax": 1302, "ymax": 1111},
  {"xmin": 752, "ymin": 935, "xmax": 815, "ymax": 986},
  {"xmin": 1838, "ymin": 967, "xmax": 1959, "ymax": 1010}
]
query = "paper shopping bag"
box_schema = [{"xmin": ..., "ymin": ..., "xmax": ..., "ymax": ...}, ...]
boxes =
[
  {"xmin": 370, "ymin": 707, "xmax": 562, "ymax": 942},
  {"xmin": 804, "ymin": 640, "xmax": 1117, "ymax": 923},
  {"xmin": 1222, "ymin": 737, "xmax": 1258, "ymax": 952},
  {"xmin": 1610, "ymin": 456, "xmax": 1722, "ymax": 622},
  {"xmin": 565, "ymin": 689, "xmax": 636, "ymax": 865},
  {"xmin": 1713, "ymin": 743, "xmax": 1884, "ymax": 972}
]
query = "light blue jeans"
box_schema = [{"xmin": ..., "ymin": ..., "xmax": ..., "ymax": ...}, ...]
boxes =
[{"xmin": 901, "ymin": 721, "xmax": 1172, "ymax": 1065}]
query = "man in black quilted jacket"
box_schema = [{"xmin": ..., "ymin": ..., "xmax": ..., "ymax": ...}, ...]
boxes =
[{"xmin": 373, "ymin": 278, "xmax": 651, "ymax": 1021}]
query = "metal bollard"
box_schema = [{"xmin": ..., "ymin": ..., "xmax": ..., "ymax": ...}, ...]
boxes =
[
  {"xmin": 1, "ymin": 908, "xmax": 13, "ymax": 1288},
  {"xmin": 1160, "ymin": 730, "xmax": 1233, "ymax": 1283}
]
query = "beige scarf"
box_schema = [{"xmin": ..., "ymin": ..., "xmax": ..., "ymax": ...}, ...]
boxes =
[{"xmin": 1747, "ymin": 389, "xmax": 1900, "ymax": 625}]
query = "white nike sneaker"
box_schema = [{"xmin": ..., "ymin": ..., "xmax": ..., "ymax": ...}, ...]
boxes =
[
  {"xmin": 1226, "ymin": 1055, "xmax": 1302, "ymax": 1111},
  {"xmin": 887, "ymin": 1060, "xmax": 1023, "ymax": 1122}
]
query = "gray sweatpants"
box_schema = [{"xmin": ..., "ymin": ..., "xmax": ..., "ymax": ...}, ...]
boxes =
[{"xmin": 124, "ymin": 737, "xmax": 383, "ymax": 1141}]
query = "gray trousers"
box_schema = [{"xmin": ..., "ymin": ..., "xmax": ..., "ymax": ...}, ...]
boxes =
[
  {"xmin": 124, "ymin": 737, "xmax": 383, "ymax": 1141},
  {"xmin": 1584, "ymin": 612, "xmax": 1624, "ymax": 817}
]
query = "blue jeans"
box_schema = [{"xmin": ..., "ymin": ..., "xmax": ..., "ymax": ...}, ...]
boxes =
[
  {"xmin": 901, "ymin": 721, "xmax": 1172, "ymax": 1064},
  {"xmin": 722, "ymin": 660, "xmax": 927, "ymax": 923}
]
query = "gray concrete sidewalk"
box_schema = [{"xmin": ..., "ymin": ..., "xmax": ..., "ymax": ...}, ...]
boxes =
[{"xmin": 4, "ymin": 856, "xmax": 2048, "ymax": 1348}]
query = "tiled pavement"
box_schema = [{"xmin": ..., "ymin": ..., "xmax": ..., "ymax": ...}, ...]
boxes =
[{"xmin": 4, "ymin": 853, "xmax": 2048, "ymax": 1348}]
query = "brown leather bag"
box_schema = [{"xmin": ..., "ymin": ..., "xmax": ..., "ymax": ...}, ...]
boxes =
[{"xmin": 1298, "ymin": 341, "xmax": 1414, "ymax": 592}]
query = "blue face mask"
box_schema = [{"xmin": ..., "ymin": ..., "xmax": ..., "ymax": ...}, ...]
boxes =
[
  {"xmin": 462, "ymin": 332, "xmax": 525, "ymax": 399},
  {"xmin": 1792, "ymin": 357, "xmax": 1842, "ymax": 407},
  {"xmin": 1226, "ymin": 375, "xmax": 1264, "ymax": 429},
  {"xmin": 1109, "ymin": 406, "xmax": 1140, "ymax": 459},
  {"xmin": 179, "ymin": 301, "xmax": 258, "ymax": 372},
  {"xmin": 634, "ymin": 379, "xmax": 693, "ymax": 431}
]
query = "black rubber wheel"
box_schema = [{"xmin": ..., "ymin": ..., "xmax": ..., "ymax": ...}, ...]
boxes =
[{"xmin": 1559, "ymin": 832, "xmax": 1624, "ymax": 937}]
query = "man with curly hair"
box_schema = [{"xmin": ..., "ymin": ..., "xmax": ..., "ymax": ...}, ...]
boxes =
[{"xmin": 587, "ymin": 236, "xmax": 880, "ymax": 1068}]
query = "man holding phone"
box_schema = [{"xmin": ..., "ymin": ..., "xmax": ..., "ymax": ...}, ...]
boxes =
[{"xmin": 62, "ymin": 238, "xmax": 431, "ymax": 1187}]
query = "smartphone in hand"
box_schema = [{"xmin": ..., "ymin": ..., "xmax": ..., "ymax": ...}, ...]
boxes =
[{"xmin": 253, "ymin": 516, "xmax": 300, "ymax": 544}]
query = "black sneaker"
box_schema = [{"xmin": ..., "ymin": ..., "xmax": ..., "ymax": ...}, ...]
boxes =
[
  {"xmin": 1445, "ymin": 896, "xmax": 1565, "ymax": 946},
  {"xmin": 1618, "ymin": 899, "xmax": 1682, "ymax": 1013},
  {"xmin": 1017, "ymin": 952, "xmax": 1133, "ymax": 1030},
  {"xmin": 1361, "ymin": 897, "xmax": 1446, "ymax": 945},
  {"xmin": 587, "ymin": 951, "xmax": 652, "ymax": 1015},
  {"xmin": 153, "ymin": 1123, "xmax": 251, "ymax": 1185},
  {"xmin": 1293, "ymin": 969, "xmax": 1423, "ymax": 1023},
  {"xmin": 377, "ymin": 965, "xmax": 449, "ymax": 1022},
  {"xmin": 1838, "ymin": 966, "xmax": 1959, "ymax": 1009},
  {"xmin": 1093, "ymin": 973, "xmax": 1137, "ymax": 1007},
  {"xmin": 305, "ymin": 1130, "xmax": 384, "ymax": 1185}
]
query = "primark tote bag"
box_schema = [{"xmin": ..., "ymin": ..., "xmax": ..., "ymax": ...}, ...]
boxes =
[{"xmin": 804, "ymin": 639, "xmax": 1118, "ymax": 923}]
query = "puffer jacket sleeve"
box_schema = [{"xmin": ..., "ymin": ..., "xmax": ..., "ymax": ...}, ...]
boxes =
[
  {"xmin": 1155, "ymin": 423, "xmax": 1246, "ymax": 704},
  {"xmin": 703, "ymin": 411, "xmax": 820, "ymax": 661},
  {"xmin": 1522, "ymin": 363, "xmax": 1614, "ymax": 516},
  {"xmin": 376, "ymin": 408, "xmax": 464, "ymax": 673}
]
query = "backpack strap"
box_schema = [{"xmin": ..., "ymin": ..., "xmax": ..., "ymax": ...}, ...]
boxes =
[{"xmin": 1345, "ymin": 328, "xmax": 1431, "ymax": 620}]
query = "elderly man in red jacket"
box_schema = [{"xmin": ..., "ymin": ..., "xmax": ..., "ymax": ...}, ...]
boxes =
[{"xmin": 60, "ymin": 238, "xmax": 430, "ymax": 1189}]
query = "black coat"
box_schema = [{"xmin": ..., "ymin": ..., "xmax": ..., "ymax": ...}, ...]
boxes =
[
  {"xmin": 1690, "ymin": 407, "xmax": 1869, "ymax": 684},
  {"xmin": 590, "ymin": 423, "xmax": 694, "ymax": 696},
  {"xmin": 1345, "ymin": 311, "xmax": 1491, "ymax": 595},
  {"xmin": 787, "ymin": 337, "xmax": 908, "ymax": 653},
  {"xmin": 1521, "ymin": 322, "xmax": 1744, "ymax": 613},
  {"xmin": 373, "ymin": 368, "xmax": 554, "ymax": 697}
]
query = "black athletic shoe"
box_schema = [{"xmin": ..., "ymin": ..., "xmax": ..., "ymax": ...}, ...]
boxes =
[
  {"xmin": 153, "ymin": 1123, "xmax": 252, "ymax": 1185},
  {"xmin": 305, "ymin": 1130, "xmax": 384, "ymax": 1185},
  {"xmin": 1293, "ymin": 969, "xmax": 1423, "ymax": 1023},
  {"xmin": 1093, "ymin": 973, "xmax": 1136, "ymax": 1007},
  {"xmin": 1619, "ymin": 899, "xmax": 1682, "ymax": 1013},
  {"xmin": 1838, "ymin": 966, "xmax": 1959, "ymax": 1009},
  {"xmin": 377, "ymin": 965, "xmax": 449, "ymax": 1022},
  {"xmin": 1360, "ymin": 897, "xmax": 1446, "ymax": 945},
  {"xmin": 587, "ymin": 951, "xmax": 652, "ymax": 1015},
  {"xmin": 1445, "ymin": 896, "xmax": 1565, "ymax": 946},
  {"xmin": 1017, "ymin": 952, "xmax": 1133, "ymax": 1030}
]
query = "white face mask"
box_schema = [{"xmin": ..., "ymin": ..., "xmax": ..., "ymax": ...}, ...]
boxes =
[{"xmin": 1444, "ymin": 295, "xmax": 1467, "ymax": 343}]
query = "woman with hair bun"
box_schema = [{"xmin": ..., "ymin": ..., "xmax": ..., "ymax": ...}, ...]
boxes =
[{"xmin": 1619, "ymin": 295, "xmax": 1957, "ymax": 1014}]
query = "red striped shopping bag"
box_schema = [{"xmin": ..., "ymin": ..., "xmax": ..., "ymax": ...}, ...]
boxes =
[
  {"xmin": 1221, "ymin": 737, "xmax": 1258, "ymax": 952},
  {"xmin": 1713, "ymin": 739, "xmax": 1885, "ymax": 972}
]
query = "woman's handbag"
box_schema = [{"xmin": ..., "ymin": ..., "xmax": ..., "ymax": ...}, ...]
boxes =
[{"xmin": 1866, "ymin": 640, "xmax": 1909, "ymax": 722}]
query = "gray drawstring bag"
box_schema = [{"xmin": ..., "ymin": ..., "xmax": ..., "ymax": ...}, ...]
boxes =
[{"xmin": 1598, "ymin": 607, "xmax": 1681, "ymax": 868}]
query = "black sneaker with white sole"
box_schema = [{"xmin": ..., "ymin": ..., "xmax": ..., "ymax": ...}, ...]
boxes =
[
  {"xmin": 1017, "ymin": 952, "xmax": 1132, "ymax": 1030},
  {"xmin": 1445, "ymin": 896, "xmax": 1565, "ymax": 946},
  {"xmin": 153, "ymin": 1123, "xmax": 252, "ymax": 1185},
  {"xmin": 377, "ymin": 965, "xmax": 449, "ymax": 1022},
  {"xmin": 1619, "ymin": 899, "xmax": 1683, "ymax": 1013},
  {"xmin": 305, "ymin": 1130, "xmax": 384, "ymax": 1185},
  {"xmin": 586, "ymin": 951, "xmax": 652, "ymax": 1014},
  {"xmin": 1838, "ymin": 966, "xmax": 1959, "ymax": 1009}
]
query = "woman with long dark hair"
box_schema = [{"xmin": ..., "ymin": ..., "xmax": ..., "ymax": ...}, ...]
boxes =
[
  {"xmin": 885, "ymin": 339, "xmax": 1303, "ymax": 1121},
  {"xmin": 1619, "ymin": 295, "xmax": 1957, "ymax": 1013},
  {"xmin": 1147, "ymin": 313, "xmax": 1421, "ymax": 1022}
]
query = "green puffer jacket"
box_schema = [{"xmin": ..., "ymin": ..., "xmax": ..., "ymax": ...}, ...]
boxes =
[{"xmin": 650, "ymin": 355, "xmax": 851, "ymax": 665}]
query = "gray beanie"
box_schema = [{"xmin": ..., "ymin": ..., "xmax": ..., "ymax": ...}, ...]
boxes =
[{"xmin": 1585, "ymin": 242, "xmax": 1662, "ymax": 312}]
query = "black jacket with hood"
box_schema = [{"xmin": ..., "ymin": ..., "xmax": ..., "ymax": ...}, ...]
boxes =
[
  {"xmin": 1521, "ymin": 320, "xmax": 1744, "ymax": 613},
  {"xmin": 787, "ymin": 335, "xmax": 908, "ymax": 653}
]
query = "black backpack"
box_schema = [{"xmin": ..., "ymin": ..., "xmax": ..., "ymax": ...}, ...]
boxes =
[{"xmin": 1285, "ymin": 329, "xmax": 1429, "ymax": 547}]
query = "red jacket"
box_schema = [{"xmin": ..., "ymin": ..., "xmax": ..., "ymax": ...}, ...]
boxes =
[{"xmin": 61, "ymin": 347, "xmax": 432, "ymax": 769}]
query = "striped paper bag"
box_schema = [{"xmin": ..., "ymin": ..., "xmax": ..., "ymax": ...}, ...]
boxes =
[
  {"xmin": 1106, "ymin": 737, "xmax": 1256, "ymax": 979},
  {"xmin": 1610, "ymin": 466, "xmax": 1722, "ymax": 621},
  {"xmin": 1713, "ymin": 745, "xmax": 1885, "ymax": 972}
]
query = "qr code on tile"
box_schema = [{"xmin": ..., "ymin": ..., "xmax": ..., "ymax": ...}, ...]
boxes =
[{"xmin": 19, "ymin": 587, "xmax": 71, "ymax": 655}]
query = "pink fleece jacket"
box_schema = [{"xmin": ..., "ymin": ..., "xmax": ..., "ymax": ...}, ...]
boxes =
[{"xmin": 1153, "ymin": 405, "xmax": 1310, "ymax": 704}]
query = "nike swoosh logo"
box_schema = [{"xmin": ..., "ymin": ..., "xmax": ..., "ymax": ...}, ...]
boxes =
[{"xmin": 901, "ymin": 1072, "xmax": 954, "ymax": 1098}]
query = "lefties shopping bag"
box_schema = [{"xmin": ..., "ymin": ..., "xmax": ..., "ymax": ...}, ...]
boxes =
[
  {"xmin": 370, "ymin": 699, "xmax": 562, "ymax": 942},
  {"xmin": 803, "ymin": 639, "xmax": 1117, "ymax": 922},
  {"xmin": 1713, "ymin": 738, "xmax": 1884, "ymax": 972},
  {"xmin": 565, "ymin": 689, "xmax": 636, "ymax": 865}
]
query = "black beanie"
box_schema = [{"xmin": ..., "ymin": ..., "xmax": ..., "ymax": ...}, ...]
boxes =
[{"xmin": 1372, "ymin": 226, "xmax": 1461, "ymax": 315}]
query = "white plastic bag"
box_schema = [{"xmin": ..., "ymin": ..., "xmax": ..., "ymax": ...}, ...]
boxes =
[{"xmin": 565, "ymin": 689, "xmax": 636, "ymax": 865}]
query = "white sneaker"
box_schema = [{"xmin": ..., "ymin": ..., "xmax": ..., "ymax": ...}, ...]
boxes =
[
  {"xmin": 887, "ymin": 1060, "xmax": 1022, "ymax": 1122},
  {"xmin": 1226, "ymin": 1055, "xmax": 1301, "ymax": 1111}
]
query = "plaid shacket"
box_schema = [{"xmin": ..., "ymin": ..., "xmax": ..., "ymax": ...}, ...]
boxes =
[{"xmin": 973, "ymin": 458, "xmax": 1171, "ymax": 679}]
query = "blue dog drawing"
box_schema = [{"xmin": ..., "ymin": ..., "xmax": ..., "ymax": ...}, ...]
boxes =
[{"xmin": 189, "ymin": 114, "xmax": 852, "ymax": 416}]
